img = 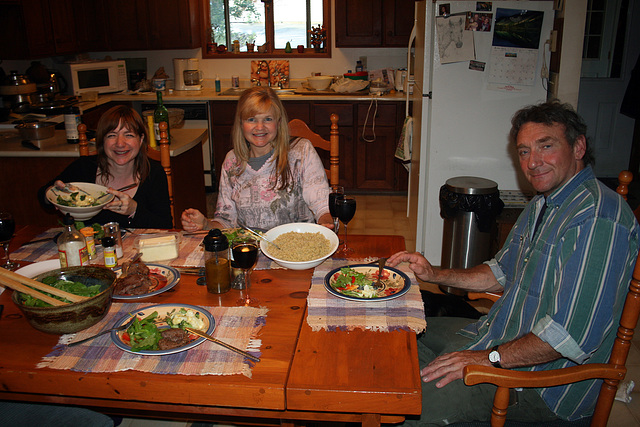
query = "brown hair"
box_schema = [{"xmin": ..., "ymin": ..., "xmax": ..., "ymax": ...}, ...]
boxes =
[
  {"xmin": 95, "ymin": 105, "xmax": 150, "ymax": 184},
  {"xmin": 231, "ymin": 86, "xmax": 292, "ymax": 190},
  {"xmin": 509, "ymin": 100, "xmax": 594, "ymax": 166}
]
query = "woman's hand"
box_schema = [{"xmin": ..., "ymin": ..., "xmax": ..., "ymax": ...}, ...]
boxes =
[
  {"xmin": 105, "ymin": 188, "xmax": 137, "ymax": 216},
  {"xmin": 181, "ymin": 208, "xmax": 210, "ymax": 232},
  {"xmin": 317, "ymin": 213, "xmax": 334, "ymax": 229}
]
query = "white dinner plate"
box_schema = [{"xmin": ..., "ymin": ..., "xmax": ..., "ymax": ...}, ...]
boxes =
[
  {"xmin": 14, "ymin": 259, "xmax": 61, "ymax": 278},
  {"xmin": 324, "ymin": 264, "xmax": 411, "ymax": 301},
  {"xmin": 111, "ymin": 303, "xmax": 215, "ymax": 356},
  {"xmin": 111, "ymin": 263, "xmax": 180, "ymax": 300}
]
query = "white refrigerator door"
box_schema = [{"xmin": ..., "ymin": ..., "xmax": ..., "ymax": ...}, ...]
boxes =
[{"xmin": 415, "ymin": 1, "xmax": 554, "ymax": 263}]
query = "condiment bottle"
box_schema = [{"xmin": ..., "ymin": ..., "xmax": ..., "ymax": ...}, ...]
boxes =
[
  {"xmin": 103, "ymin": 235, "xmax": 117, "ymax": 268},
  {"xmin": 80, "ymin": 226, "xmax": 97, "ymax": 260},
  {"xmin": 203, "ymin": 229, "xmax": 231, "ymax": 294},
  {"xmin": 64, "ymin": 106, "xmax": 81, "ymax": 144},
  {"xmin": 58, "ymin": 213, "xmax": 88, "ymax": 267}
]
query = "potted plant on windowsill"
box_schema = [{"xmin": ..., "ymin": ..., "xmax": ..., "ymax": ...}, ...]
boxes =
[{"xmin": 310, "ymin": 24, "xmax": 327, "ymax": 53}]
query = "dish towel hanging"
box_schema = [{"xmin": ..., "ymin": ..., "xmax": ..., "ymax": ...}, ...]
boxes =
[{"xmin": 395, "ymin": 116, "xmax": 413, "ymax": 172}]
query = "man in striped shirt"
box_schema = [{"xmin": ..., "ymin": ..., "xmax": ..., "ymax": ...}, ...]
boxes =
[{"xmin": 388, "ymin": 101, "xmax": 639, "ymax": 425}]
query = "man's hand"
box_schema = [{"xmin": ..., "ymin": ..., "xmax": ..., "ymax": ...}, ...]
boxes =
[
  {"xmin": 420, "ymin": 349, "xmax": 490, "ymax": 388},
  {"xmin": 387, "ymin": 251, "xmax": 438, "ymax": 282}
]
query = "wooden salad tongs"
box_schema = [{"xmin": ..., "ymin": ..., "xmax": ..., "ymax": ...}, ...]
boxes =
[{"xmin": 0, "ymin": 268, "xmax": 89, "ymax": 306}]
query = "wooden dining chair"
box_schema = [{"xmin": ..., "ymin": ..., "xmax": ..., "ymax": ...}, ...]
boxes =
[
  {"xmin": 146, "ymin": 122, "xmax": 174, "ymax": 226},
  {"xmin": 459, "ymin": 173, "xmax": 640, "ymax": 427},
  {"xmin": 617, "ymin": 170, "xmax": 640, "ymax": 223},
  {"xmin": 77, "ymin": 122, "xmax": 175, "ymax": 227},
  {"xmin": 288, "ymin": 113, "xmax": 339, "ymax": 186}
]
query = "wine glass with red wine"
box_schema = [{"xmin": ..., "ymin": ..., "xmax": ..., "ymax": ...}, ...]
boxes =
[
  {"xmin": 233, "ymin": 237, "xmax": 259, "ymax": 306},
  {"xmin": 328, "ymin": 185, "xmax": 344, "ymax": 235},
  {"xmin": 336, "ymin": 197, "xmax": 356, "ymax": 255},
  {"xmin": 0, "ymin": 212, "xmax": 17, "ymax": 270}
]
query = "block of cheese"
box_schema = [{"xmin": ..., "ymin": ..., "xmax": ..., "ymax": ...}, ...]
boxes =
[{"xmin": 135, "ymin": 233, "xmax": 180, "ymax": 262}]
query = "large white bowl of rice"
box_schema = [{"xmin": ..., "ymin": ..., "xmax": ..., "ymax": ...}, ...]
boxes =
[{"xmin": 260, "ymin": 222, "xmax": 339, "ymax": 270}]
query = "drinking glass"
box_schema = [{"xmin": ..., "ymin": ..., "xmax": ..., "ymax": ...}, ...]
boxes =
[
  {"xmin": 336, "ymin": 197, "xmax": 356, "ymax": 256},
  {"xmin": 0, "ymin": 212, "xmax": 17, "ymax": 270},
  {"xmin": 328, "ymin": 185, "xmax": 344, "ymax": 235},
  {"xmin": 233, "ymin": 237, "xmax": 259, "ymax": 306}
]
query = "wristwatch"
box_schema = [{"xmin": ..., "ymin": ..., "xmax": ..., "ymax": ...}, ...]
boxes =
[{"xmin": 488, "ymin": 345, "xmax": 503, "ymax": 368}]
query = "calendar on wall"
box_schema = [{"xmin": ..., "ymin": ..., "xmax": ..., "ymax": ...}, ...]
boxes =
[
  {"xmin": 488, "ymin": 46, "xmax": 538, "ymax": 86},
  {"xmin": 488, "ymin": 8, "xmax": 545, "ymax": 87}
]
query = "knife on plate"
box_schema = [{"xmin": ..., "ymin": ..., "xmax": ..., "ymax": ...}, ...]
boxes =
[{"xmin": 185, "ymin": 327, "xmax": 260, "ymax": 362}]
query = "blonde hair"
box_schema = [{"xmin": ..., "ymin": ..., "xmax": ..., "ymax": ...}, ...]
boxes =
[{"xmin": 231, "ymin": 87, "xmax": 292, "ymax": 190}]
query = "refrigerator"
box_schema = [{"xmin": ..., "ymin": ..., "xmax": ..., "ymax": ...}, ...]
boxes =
[{"xmin": 407, "ymin": 0, "xmax": 555, "ymax": 264}]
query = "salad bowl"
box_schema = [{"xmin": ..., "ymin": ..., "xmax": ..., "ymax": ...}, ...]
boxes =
[{"xmin": 45, "ymin": 182, "xmax": 114, "ymax": 221}]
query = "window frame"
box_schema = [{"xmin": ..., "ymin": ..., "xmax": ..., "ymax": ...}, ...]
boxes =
[{"xmin": 201, "ymin": 0, "xmax": 331, "ymax": 59}]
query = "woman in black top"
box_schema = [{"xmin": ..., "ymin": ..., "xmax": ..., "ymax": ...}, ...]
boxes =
[{"xmin": 39, "ymin": 105, "xmax": 172, "ymax": 228}]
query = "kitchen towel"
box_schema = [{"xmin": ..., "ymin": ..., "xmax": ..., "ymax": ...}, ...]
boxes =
[
  {"xmin": 38, "ymin": 303, "xmax": 268, "ymax": 378},
  {"xmin": 307, "ymin": 258, "xmax": 426, "ymax": 333}
]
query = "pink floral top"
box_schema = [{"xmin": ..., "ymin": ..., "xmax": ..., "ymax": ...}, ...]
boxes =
[{"xmin": 213, "ymin": 138, "xmax": 330, "ymax": 230}]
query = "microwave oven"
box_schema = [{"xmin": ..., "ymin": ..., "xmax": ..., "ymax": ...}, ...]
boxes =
[{"xmin": 64, "ymin": 60, "xmax": 128, "ymax": 96}]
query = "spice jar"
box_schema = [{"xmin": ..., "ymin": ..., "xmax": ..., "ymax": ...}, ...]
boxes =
[
  {"xmin": 80, "ymin": 226, "xmax": 97, "ymax": 260},
  {"xmin": 103, "ymin": 235, "xmax": 117, "ymax": 268},
  {"xmin": 203, "ymin": 229, "xmax": 231, "ymax": 294}
]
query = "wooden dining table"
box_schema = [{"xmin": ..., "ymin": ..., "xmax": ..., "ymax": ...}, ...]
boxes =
[{"xmin": 0, "ymin": 225, "xmax": 422, "ymax": 426}]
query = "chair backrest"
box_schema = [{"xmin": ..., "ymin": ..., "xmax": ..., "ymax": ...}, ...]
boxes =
[
  {"xmin": 147, "ymin": 122, "xmax": 174, "ymax": 226},
  {"xmin": 617, "ymin": 170, "xmax": 640, "ymax": 223},
  {"xmin": 288, "ymin": 114, "xmax": 339, "ymax": 186},
  {"xmin": 77, "ymin": 122, "xmax": 175, "ymax": 227}
]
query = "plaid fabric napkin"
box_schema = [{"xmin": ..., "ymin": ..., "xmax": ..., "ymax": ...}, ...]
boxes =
[
  {"xmin": 307, "ymin": 258, "xmax": 426, "ymax": 333},
  {"xmin": 38, "ymin": 302, "xmax": 269, "ymax": 378},
  {"xmin": 12, "ymin": 228, "xmax": 61, "ymax": 263},
  {"xmin": 13, "ymin": 228, "xmax": 273, "ymax": 270}
]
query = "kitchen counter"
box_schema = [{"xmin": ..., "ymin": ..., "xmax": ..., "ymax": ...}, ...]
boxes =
[
  {"xmin": 0, "ymin": 128, "xmax": 207, "ymax": 157},
  {"xmin": 0, "ymin": 128, "xmax": 208, "ymax": 227},
  {"xmin": 108, "ymin": 87, "xmax": 408, "ymax": 102}
]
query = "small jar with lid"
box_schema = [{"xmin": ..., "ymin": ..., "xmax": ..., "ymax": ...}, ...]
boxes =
[
  {"xmin": 103, "ymin": 235, "xmax": 118, "ymax": 268},
  {"xmin": 203, "ymin": 229, "xmax": 231, "ymax": 294}
]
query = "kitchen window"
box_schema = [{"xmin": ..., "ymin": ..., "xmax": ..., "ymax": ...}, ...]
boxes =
[{"xmin": 202, "ymin": 0, "xmax": 331, "ymax": 58}]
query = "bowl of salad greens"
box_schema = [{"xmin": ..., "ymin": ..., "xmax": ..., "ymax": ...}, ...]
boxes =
[
  {"xmin": 45, "ymin": 182, "xmax": 114, "ymax": 221},
  {"xmin": 12, "ymin": 266, "xmax": 117, "ymax": 334}
]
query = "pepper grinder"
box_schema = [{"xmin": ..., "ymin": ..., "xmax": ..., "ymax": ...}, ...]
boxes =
[{"xmin": 203, "ymin": 229, "xmax": 231, "ymax": 294}]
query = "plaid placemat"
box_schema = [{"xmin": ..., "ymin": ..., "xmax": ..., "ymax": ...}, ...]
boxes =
[
  {"xmin": 12, "ymin": 228, "xmax": 61, "ymax": 262},
  {"xmin": 38, "ymin": 302, "xmax": 269, "ymax": 378},
  {"xmin": 12, "ymin": 228, "xmax": 273, "ymax": 269},
  {"xmin": 307, "ymin": 258, "xmax": 426, "ymax": 333}
]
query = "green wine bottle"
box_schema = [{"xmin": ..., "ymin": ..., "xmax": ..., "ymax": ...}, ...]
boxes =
[{"xmin": 153, "ymin": 91, "xmax": 170, "ymax": 144}]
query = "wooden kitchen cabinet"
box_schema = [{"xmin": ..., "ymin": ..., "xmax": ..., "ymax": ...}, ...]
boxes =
[
  {"xmin": 335, "ymin": 0, "xmax": 414, "ymax": 48},
  {"xmin": 0, "ymin": 0, "xmax": 77, "ymax": 59},
  {"xmin": 0, "ymin": 0, "xmax": 201, "ymax": 59},
  {"xmin": 209, "ymin": 99, "xmax": 407, "ymax": 194},
  {"xmin": 103, "ymin": 0, "xmax": 200, "ymax": 51}
]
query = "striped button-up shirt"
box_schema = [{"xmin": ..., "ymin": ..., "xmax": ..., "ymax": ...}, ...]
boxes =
[{"xmin": 459, "ymin": 166, "xmax": 639, "ymax": 421}]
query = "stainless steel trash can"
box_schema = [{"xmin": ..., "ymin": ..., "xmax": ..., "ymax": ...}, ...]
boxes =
[{"xmin": 439, "ymin": 176, "xmax": 504, "ymax": 295}]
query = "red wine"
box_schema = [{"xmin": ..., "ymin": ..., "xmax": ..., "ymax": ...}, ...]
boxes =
[
  {"xmin": 329, "ymin": 192, "xmax": 344, "ymax": 218},
  {"xmin": 336, "ymin": 198, "xmax": 356, "ymax": 224},
  {"xmin": 0, "ymin": 215, "xmax": 15, "ymax": 243},
  {"xmin": 232, "ymin": 243, "xmax": 258, "ymax": 270}
]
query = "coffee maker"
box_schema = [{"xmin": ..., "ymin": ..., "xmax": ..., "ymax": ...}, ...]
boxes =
[{"xmin": 173, "ymin": 58, "xmax": 202, "ymax": 91}]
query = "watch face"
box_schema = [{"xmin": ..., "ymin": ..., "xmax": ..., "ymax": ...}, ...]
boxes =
[{"xmin": 489, "ymin": 350, "xmax": 500, "ymax": 363}]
